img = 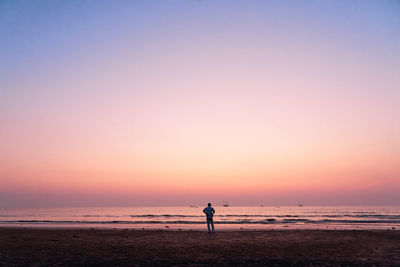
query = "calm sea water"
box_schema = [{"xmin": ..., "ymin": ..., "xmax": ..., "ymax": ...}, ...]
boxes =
[{"xmin": 0, "ymin": 206, "xmax": 399, "ymax": 230}]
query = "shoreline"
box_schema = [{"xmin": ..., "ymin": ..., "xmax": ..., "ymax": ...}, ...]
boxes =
[
  {"xmin": 0, "ymin": 223, "xmax": 398, "ymax": 231},
  {"xmin": 1, "ymin": 228, "xmax": 399, "ymax": 265},
  {"xmin": 0, "ymin": 225, "xmax": 399, "ymax": 231}
]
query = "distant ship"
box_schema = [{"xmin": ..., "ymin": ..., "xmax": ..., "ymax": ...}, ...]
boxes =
[
  {"xmin": 297, "ymin": 203, "xmax": 304, "ymax": 207},
  {"xmin": 223, "ymin": 200, "xmax": 230, "ymax": 207}
]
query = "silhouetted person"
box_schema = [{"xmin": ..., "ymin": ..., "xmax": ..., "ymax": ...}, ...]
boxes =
[{"xmin": 203, "ymin": 203, "xmax": 215, "ymax": 233}]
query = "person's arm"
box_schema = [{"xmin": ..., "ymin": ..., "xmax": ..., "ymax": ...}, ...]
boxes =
[{"xmin": 212, "ymin": 208, "xmax": 215, "ymax": 214}]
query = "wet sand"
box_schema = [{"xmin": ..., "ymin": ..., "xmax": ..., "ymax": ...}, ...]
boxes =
[{"xmin": 1, "ymin": 228, "xmax": 399, "ymax": 266}]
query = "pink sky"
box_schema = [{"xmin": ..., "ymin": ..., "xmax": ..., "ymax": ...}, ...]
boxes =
[{"xmin": 1, "ymin": 1, "xmax": 399, "ymax": 207}]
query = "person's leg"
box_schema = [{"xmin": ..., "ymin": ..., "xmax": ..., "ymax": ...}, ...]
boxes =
[
  {"xmin": 211, "ymin": 219, "xmax": 215, "ymax": 232},
  {"xmin": 207, "ymin": 219, "xmax": 211, "ymax": 232}
]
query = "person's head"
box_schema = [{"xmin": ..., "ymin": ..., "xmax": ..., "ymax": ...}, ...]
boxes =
[{"xmin": 208, "ymin": 203, "xmax": 211, "ymax": 207}]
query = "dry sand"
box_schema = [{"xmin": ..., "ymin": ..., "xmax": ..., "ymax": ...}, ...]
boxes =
[{"xmin": 1, "ymin": 228, "xmax": 399, "ymax": 266}]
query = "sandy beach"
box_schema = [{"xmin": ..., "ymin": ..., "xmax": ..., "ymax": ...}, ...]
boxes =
[{"xmin": 0, "ymin": 228, "xmax": 399, "ymax": 266}]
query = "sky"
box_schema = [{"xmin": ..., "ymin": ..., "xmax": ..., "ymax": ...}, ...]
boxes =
[{"xmin": 1, "ymin": 0, "xmax": 400, "ymax": 208}]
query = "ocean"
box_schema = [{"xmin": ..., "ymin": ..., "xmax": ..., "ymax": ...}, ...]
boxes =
[{"xmin": 0, "ymin": 206, "xmax": 399, "ymax": 230}]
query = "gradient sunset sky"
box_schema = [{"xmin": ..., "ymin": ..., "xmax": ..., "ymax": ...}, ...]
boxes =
[{"xmin": 1, "ymin": 1, "xmax": 400, "ymax": 208}]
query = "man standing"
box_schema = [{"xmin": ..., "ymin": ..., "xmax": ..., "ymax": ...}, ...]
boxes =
[{"xmin": 203, "ymin": 203, "xmax": 215, "ymax": 233}]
